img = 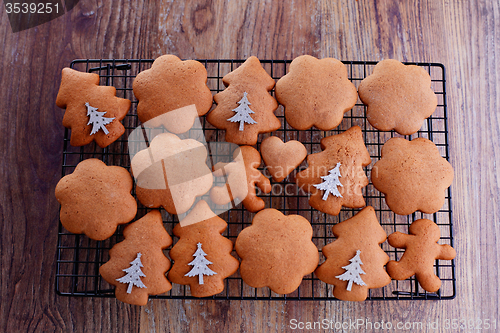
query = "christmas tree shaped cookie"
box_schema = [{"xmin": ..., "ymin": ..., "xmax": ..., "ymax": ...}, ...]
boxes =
[
  {"xmin": 315, "ymin": 207, "xmax": 391, "ymax": 301},
  {"xmin": 99, "ymin": 210, "xmax": 172, "ymax": 305},
  {"xmin": 275, "ymin": 55, "xmax": 358, "ymax": 131},
  {"xmin": 168, "ymin": 201, "xmax": 239, "ymax": 297},
  {"xmin": 235, "ymin": 209, "xmax": 319, "ymax": 294},
  {"xmin": 207, "ymin": 56, "xmax": 281, "ymax": 145},
  {"xmin": 386, "ymin": 219, "xmax": 456, "ymax": 292},
  {"xmin": 296, "ymin": 126, "xmax": 372, "ymax": 216},
  {"xmin": 210, "ymin": 146, "xmax": 271, "ymax": 212},
  {"xmin": 56, "ymin": 68, "xmax": 131, "ymax": 148},
  {"xmin": 55, "ymin": 159, "xmax": 137, "ymax": 240},
  {"xmin": 133, "ymin": 55, "xmax": 213, "ymax": 133}
]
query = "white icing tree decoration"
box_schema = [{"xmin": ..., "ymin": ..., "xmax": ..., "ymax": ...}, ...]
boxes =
[
  {"xmin": 336, "ymin": 250, "xmax": 367, "ymax": 291},
  {"xmin": 227, "ymin": 92, "xmax": 257, "ymax": 131},
  {"xmin": 85, "ymin": 102, "xmax": 115, "ymax": 135},
  {"xmin": 313, "ymin": 162, "xmax": 343, "ymax": 200},
  {"xmin": 185, "ymin": 242, "xmax": 217, "ymax": 284},
  {"xmin": 116, "ymin": 252, "xmax": 147, "ymax": 294}
]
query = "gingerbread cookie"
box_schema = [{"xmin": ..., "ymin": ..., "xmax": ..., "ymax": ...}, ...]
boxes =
[
  {"xmin": 260, "ymin": 136, "xmax": 307, "ymax": 182},
  {"xmin": 315, "ymin": 206, "xmax": 391, "ymax": 301},
  {"xmin": 131, "ymin": 133, "xmax": 213, "ymax": 215},
  {"xmin": 371, "ymin": 137, "xmax": 453, "ymax": 215},
  {"xmin": 386, "ymin": 219, "xmax": 456, "ymax": 292},
  {"xmin": 235, "ymin": 209, "xmax": 319, "ymax": 294},
  {"xmin": 210, "ymin": 146, "xmax": 271, "ymax": 212},
  {"xmin": 133, "ymin": 55, "xmax": 213, "ymax": 133},
  {"xmin": 296, "ymin": 126, "xmax": 372, "ymax": 216},
  {"xmin": 55, "ymin": 159, "xmax": 137, "ymax": 241},
  {"xmin": 358, "ymin": 59, "xmax": 438, "ymax": 135},
  {"xmin": 275, "ymin": 55, "xmax": 357, "ymax": 131},
  {"xmin": 206, "ymin": 56, "xmax": 281, "ymax": 145},
  {"xmin": 99, "ymin": 210, "xmax": 172, "ymax": 305},
  {"xmin": 56, "ymin": 68, "xmax": 131, "ymax": 148},
  {"xmin": 168, "ymin": 201, "xmax": 239, "ymax": 297}
]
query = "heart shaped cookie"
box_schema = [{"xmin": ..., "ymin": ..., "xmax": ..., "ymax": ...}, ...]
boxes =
[{"xmin": 260, "ymin": 136, "xmax": 307, "ymax": 182}]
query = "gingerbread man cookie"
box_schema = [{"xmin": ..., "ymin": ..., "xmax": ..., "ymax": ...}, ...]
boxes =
[
  {"xmin": 315, "ymin": 207, "xmax": 391, "ymax": 301},
  {"xmin": 386, "ymin": 219, "xmax": 456, "ymax": 292},
  {"xmin": 56, "ymin": 68, "xmax": 131, "ymax": 148},
  {"xmin": 275, "ymin": 55, "xmax": 358, "ymax": 131},
  {"xmin": 371, "ymin": 137, "xmax": 454, "ymax": 215},
  {"xmin": 99, "ymin": 210, "xmax": 173, "ymax": 305},
  {"xmin": 296, "ymin": 126, "xmax": 372, "ymax": 216},
  {"xmin": 168, "ymin": 201, "xmax": 239, "ymax": 297},
  {"xmin": 55, "ymin": 159, "xmax": 137, "ymax": 240},
  {"xmin": 133, "ymin": 55, "xmax": 213, "ymax": 132},
  {"xmin": 131, "ymin": 133, "xmax": 213, "ymax": 215},
  {"xmin": 358, "ymin": 59, "xmax": 437, "ymax": 135},
  {"xmin": 206, "ymin": 56, "xmax": 281, "ymax": 145},
  {"xmin": 260, "ymin": 136, "xmax": 307, "ymax": 182},
  {"xmin": 210, "ymin": 146, "xmax": 271, "ymax": 212},
  {"xmin": 235, "ymin": 209, "xmax": 319, "ymax": 294}
]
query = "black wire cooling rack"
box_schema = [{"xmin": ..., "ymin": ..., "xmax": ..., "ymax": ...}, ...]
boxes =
[{"xmin": 56, "ymin": 59, "xmax": 455, "ymax": 301}]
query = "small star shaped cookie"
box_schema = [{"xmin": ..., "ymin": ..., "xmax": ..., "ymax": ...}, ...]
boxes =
[{"xmin": 371, "ymin": 137, "xmax": 454, "ymax": 215}]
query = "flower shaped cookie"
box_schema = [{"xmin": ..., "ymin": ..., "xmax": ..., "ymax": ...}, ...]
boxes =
[
  {"xmin": 275, "ymin": 55, "xmax": 358, "ymax": 131},
  {"xmin": 55, "ymin": 159, "xmax": 137, "ymax": 240},
  {"xmin": 371, "ymin": 137, "xmax": 454, "ymax": 215},
  {"xmin": 358, "ymin": 59, "xmax": 437, "ymax": 135},
  {"xmin": 133, "ymin": 55, "xmax": 213, "ymax": 132},
  {"xmin": 130, "ymin": 133, "xmax": 213, "ymax": 215},
  {"xmin": 235, "ymin": 209, "xmax": 319, "ymax": 294}
]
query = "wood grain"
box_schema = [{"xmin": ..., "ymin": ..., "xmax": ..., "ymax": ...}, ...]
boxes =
[{"xmin": 0, "ymin": 0, "xmax": 499, "ymax": 332}]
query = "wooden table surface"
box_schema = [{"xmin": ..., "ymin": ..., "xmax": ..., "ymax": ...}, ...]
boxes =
[{"xmin": 1, "ymin": 1, "xmax": 499, "ymax": 332}]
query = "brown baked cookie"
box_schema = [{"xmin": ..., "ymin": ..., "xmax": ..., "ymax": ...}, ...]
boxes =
[
  {"xmin": 358, "ymin": 59, "xmax": 438, "ymax": 135},
  {"xmin": 210, "ymin": 146, "xmax": 271, "ymax": 212},
  {"xmin": 206, "ymin": 56, "xmax": 281, "ymax": 145},
  {"xmin": 99, "ymin": 210, "xmax": 172, "ymax": 305},
  {"xmin": 130, "ymin": 133, "xmax": 213, "ymax": 215},
  {"xmin": 260, "ymin": 136, "xmax": 307, "ymax": 182},
  {"xmin": 386, "ymin": 219, "xmax": 456, "ymax": 292},
  {"xmin": 56, "ymin": 68, "xmax": 131, "ymax": 148},
  {"xmin": 235, "ymin": 209, "xmax": 319, "ymax": 294},
  {"xmin": 55, "ymin": 159, "xmax": 137, "ymax": 241},
  {"xmin": 275, "ymin": 55, "xmax": 358, "ymax": 131},
  {"xmin": 371, "ymin": 137, "xmax": 454, "ymax": 215},
  {"xmin": 168, "ymin": 201, "xmax": 239, "ymax": 297},
  {"xmin": 315, "ymin": 206, "xmax": 391, "ymax": 301},
  {"xmin": 296, "ymin": 126, "xmax": 371, "ymax": 216},
  {"xmin": 133, "ymin": 55, "xmax": 213, "ymax": 132}
]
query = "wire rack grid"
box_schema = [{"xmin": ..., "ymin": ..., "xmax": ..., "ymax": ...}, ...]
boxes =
[{"xmin": 56, "ymin": 59, "xmax": 455, "ymax": 301}]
